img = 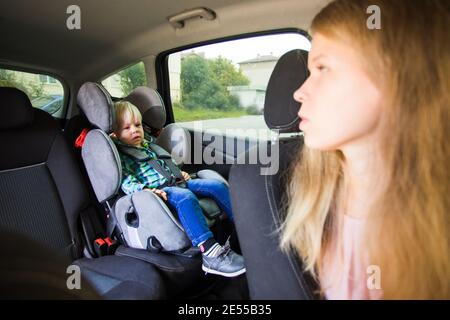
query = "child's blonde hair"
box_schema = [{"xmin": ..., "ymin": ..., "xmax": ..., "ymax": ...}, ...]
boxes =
[
  {"xmin": 281, "ymin": 0, "xmax": 450, "ymax": 299},
  {"xmin": 113, "ymin": 101, "xmax": 142, "ymax": 132}
]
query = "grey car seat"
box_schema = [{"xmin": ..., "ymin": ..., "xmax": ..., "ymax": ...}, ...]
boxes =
[
  {"xmin": 229, "ymin": 49, "xmax": 320, "ymax": 299},
  {"xmin": 0, "ymin": 87, "xmax": 166, "ymax": 299},
  {"xmin": 124, "ymin": 86, "xmax": 230, "ymax": 229},
  {"xmin": 77, "ymin": 83, "xmax": 231, "ymax": 251},
  {"xmin": 76, "ymin": 83, "xmax": 239, "ymax": 291}
]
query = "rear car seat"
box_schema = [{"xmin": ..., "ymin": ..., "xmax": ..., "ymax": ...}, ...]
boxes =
[{"xmin": 0, "ymin": 87, "xmax": 166, "ymax": 299}]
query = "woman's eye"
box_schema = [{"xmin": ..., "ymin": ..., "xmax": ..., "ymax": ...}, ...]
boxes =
[{"xmin": 317, "ymin": 65, "xmax": 327, "ymax": 71}]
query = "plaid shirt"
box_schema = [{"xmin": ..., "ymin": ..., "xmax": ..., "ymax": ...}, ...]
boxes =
[{"xmin": 113, "ymin": 136, "xmax": 176, "ymax": 195}]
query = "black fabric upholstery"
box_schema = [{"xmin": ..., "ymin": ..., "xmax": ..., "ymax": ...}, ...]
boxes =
[
  {"xmin": 229, "ymin": 49, "xmax": 318, "ymax": 299},
  {"xmin": 47, "ymin": 132, "xmax": 93, "ymax": 252},
  {"xmin": 0, "ymin": 164, "xmax": 74, "ymax": 258},
  {"xmin": 0, "ymin": 107, "xmax": 92, "ymax": 259},
  {"xmin": 114, "ymin": 246, "xmax": 205, "ymax": 297},
  {"xmin": 64, "ymin": 113, "xmax": 92, "ymax": 152},
  {"xmin": 0, "ymin": 229, "xmax": 99, "ymax": 299},
  {"xmin": 229, "ymin": 139, "xmax": 319, "ymax": 299},
  {"xmin": 0, "ymin": 108, "xmax": 83, "ymax": 259},
  {"xmin": 264, "ymin": 49, "xmax": 308, "ymax": 133},
  {"xmin": 0, "ymin": 87, "xmax": 34, "ymax": 130},
  {"xmin": 0, "ymin": 109, "xmax": 59, "ymax": 170},
  {"xmin": 74, "ymin": 255, "xmax": 167, "ymax": 299}
]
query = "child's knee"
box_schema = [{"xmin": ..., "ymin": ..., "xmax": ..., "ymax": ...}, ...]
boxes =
[
  {"xmin": 211, "ymin": 180, "xmax": 228, "ymax": 192},
  {"xmin": 176, "ymin": 188, "xmax": 197, "ymax": 203}
]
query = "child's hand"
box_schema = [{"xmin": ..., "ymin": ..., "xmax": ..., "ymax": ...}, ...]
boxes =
[
  {"xmin": 181, "ymin": 171, "xmax": 191, "ymax": 181},
  {"xmin": 145, "ymin": 188, "xmax": 167, "ymax": 201}
]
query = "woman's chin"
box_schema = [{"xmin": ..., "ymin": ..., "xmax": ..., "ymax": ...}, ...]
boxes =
[{"xmin": 303, "ymin": 135, "xmax": 341, "ymax": 152}]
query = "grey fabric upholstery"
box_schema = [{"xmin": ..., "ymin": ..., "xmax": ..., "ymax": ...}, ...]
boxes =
[
  {"xmin": 77, "ymin": 82, "xmax": 229, "ymax": 254},
  {"xmin": 264, "ymin": 49, "xmax": 308, "ymax": 133},
  {"xmin": 81, "ymin": 129, "xmax": 121, "ymax": 203},
  {"xmin": 156, "ymin": 123, "xmax": 191, "ymax": 165},
  {"xmin": 125, "ymin": 86, "xmax": 166, "ymax": 130},
  {"xmin": 114, "ymin": 191, "xmax": 191, "ymax": 252},
  {"xmin": 125, "ymin": 87, "xmax": 191, "ymax": 165},
  {"xmin": 124, "ymin": 87, "xmax": 230, "ymax": 232},
  {"xmin": 197, "ymin": 169, "xmax": 229, "ymax": 186},
  {"xmin": 77, "ymin": 82, "xmax": 114, "ymax": 133}
]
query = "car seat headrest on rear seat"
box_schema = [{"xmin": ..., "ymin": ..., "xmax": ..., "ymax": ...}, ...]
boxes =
[
  {"xmin": 0, "ymin": 87, "xmax": 34, "ymax": 130},
  {"xmin": 125, "ymin": 87, "xmax": 166, "ymax": 130},
  {"xmin": 264, "ymin": 49, "xmax": 309, "ymax": 133},
  {"xmin": 77, "ymin": 82, "xmax": 115, "ymax": 133}
]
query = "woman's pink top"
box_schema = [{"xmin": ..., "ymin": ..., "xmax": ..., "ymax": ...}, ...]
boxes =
[{"xmin": 319, "ymin": 214, "xmax": 383, "ymax": 300}]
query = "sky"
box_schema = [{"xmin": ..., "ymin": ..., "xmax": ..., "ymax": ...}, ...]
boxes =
[{"xmin": 179, "ymin": 33, "xmax": 311, "ymax": 65}]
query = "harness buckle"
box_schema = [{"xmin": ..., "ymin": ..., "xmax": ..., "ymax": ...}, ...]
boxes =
[
  {"xmin": 104, "ymin": 237, "xmax": 118, "ymax": 255},
  {"xmin": 94, "ymin": 238, "xmax": 107, "ymax": 256}
]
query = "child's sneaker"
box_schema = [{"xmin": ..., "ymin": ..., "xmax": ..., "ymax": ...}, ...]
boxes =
[{"xmin": 202, "ymin": 242, "xmax": 246, "ymax": 277}]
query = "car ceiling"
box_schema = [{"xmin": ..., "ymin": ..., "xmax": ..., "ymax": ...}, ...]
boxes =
[{"xmin": 0, "ymin": 0, "xmax": 329, "ymax": 82}]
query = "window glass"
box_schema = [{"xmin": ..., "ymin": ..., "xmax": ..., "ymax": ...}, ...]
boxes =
[
  {"xmin": 102, "ymin": 61, "xmax": 147, "ymax": 97},
  {"xmin": 0, "ymin": 68, "xmax": 65, "ymax": 118},
  {"xmin": 167, "ymin": 33, "xmax": 310, "ymax": 139}
]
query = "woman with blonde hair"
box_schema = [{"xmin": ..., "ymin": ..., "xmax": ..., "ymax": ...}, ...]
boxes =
[{"xmin": 281, "ymin": 0, "xmax": 449, "ymax": 299}]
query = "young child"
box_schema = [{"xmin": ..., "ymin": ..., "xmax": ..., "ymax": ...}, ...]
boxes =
[
  {"xmin": 281, "ymin": 0, "xmax": 449, "ymax": 299},
  {"xmin": 112, "ymin": 100, "xmax": 245, "ymax": 278}
]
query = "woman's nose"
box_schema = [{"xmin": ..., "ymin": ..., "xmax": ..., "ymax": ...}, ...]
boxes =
[{"xmin": 293, "ymin": 85, "xmax": 306, "ymax": 103}]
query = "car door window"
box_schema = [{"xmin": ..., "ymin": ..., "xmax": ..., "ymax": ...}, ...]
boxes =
[{"xmin": 167, "ymin": 32, "xmax": 310, "ymax": 140}]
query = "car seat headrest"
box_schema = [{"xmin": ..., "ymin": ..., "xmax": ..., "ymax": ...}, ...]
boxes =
[
  {"xmin": 0, "ymin": 87, "xmax": 34, "ymax": 130},
  {"xmin": 264, "ymin": 49, "xmax": 309, "ymax": 133},
  {"xmin": 77, "ymin": 82, "xmax": 115, "ymax": 133},
  {"xmin": 124, "ymin": 87, "xmax": 166, "ymax": 130}
]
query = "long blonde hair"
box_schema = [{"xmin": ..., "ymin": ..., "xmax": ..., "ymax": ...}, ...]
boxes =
[{"xmin": 281, "ymin": 0, "xmax": 450, "ymax": 299}]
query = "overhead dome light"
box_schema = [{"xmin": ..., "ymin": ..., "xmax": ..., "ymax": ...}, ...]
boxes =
[{"xmin": 167, "ymin": 7, "xmax": 216, "ymax": 29}]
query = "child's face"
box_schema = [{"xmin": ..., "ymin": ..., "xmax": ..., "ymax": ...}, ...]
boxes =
[
  {"xmin": 115, "ymin": 111, "xmax": 144, "ymax": 147},
  {"xmin": 293, "ymin": 33, "xmax": 383, "ymax": 152}
]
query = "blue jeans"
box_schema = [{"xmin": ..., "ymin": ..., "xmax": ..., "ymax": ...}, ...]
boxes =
[{"xmin": 162, "ymin": 179, "xmax": 233, "ymax": 246}]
